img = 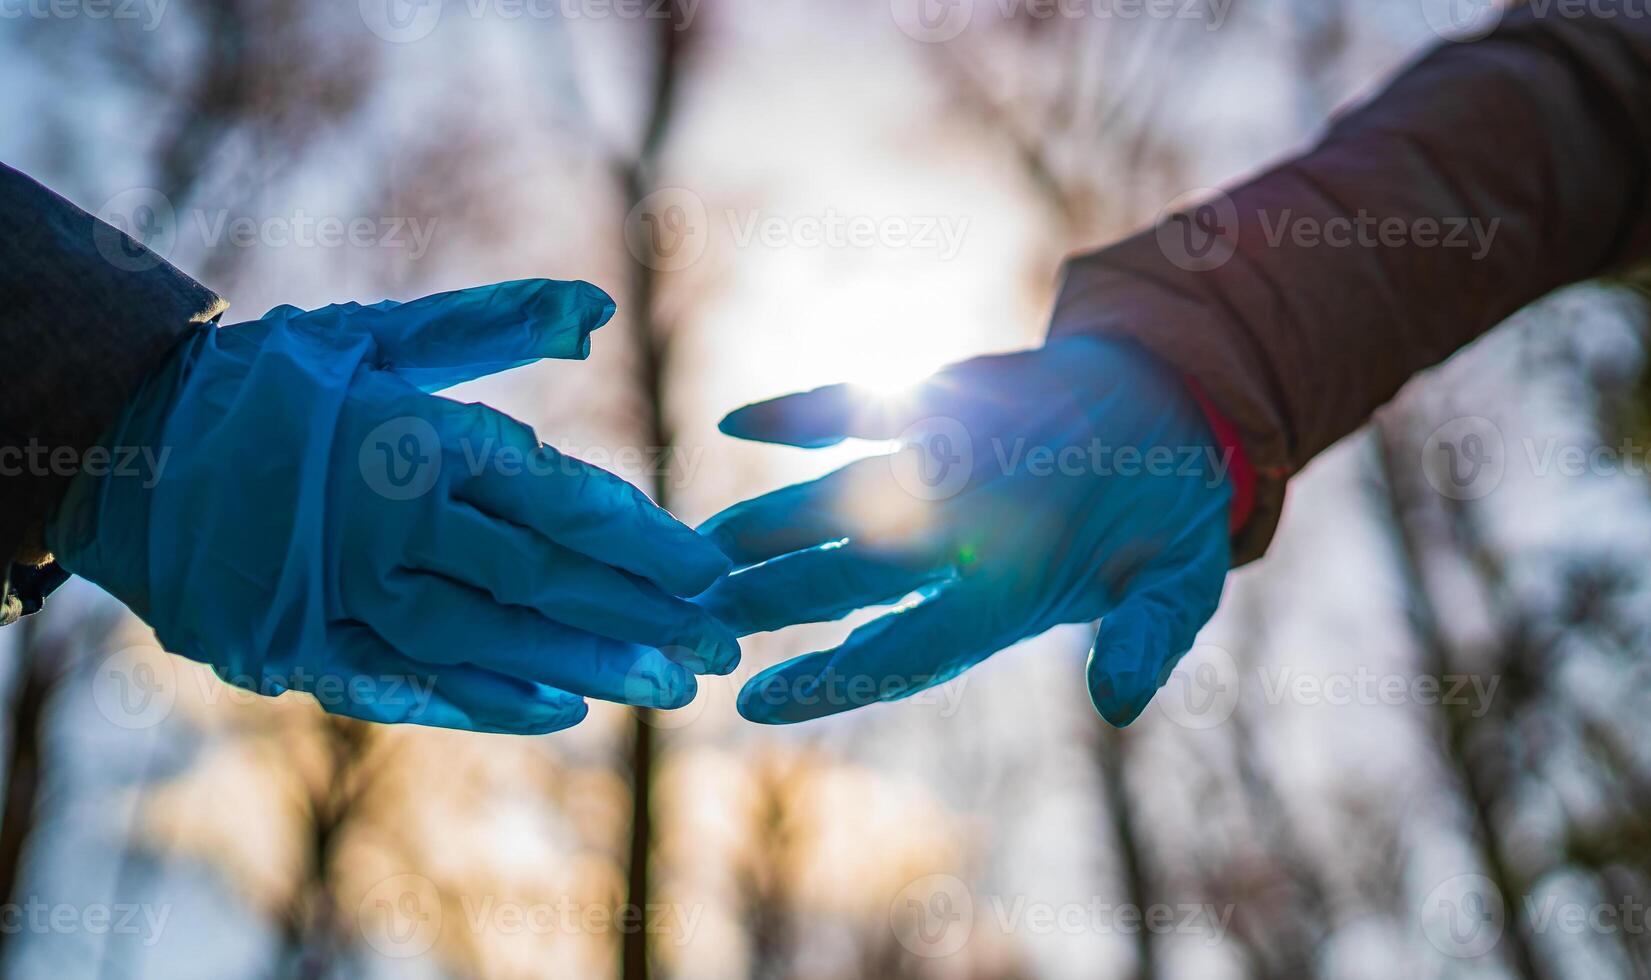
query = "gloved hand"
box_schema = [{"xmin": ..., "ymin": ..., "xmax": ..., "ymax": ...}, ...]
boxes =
[
  {"xmin": 698, "ymin": 336, "xmax": 1231, "ymax": 726},
  {"xmin": 47, "ymin": 280, "xmax": 737, "ymax": 734}
]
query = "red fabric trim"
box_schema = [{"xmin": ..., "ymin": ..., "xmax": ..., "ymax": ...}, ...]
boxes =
[{"xmin": 1183, "ymin": 378, "xmax": 1256, "ymax": 534}]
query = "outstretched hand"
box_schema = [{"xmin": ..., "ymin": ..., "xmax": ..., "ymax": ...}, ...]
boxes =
[
  {"xmin": 49, "ymin": 280, "xmax": 736, "ymax": 734},
  {"xmin": 698, "ymin": 336, "xmax": 1232, "ymax": 726}
]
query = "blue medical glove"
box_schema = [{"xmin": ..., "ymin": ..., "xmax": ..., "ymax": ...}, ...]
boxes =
[
  {"xmin": 699, "ymin": 336, "xmax": 1231, "ymax": 726},
  {"xmin": 47, "ymin": 280, "xmax": 737, "ymax": 734}
]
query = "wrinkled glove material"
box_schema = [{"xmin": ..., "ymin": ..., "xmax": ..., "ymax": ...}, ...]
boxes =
[
  {"xmin": 699, "ymin": 336, "xmax": 1231, "ymax": 726},
  {"xmin": 48, "ymin": 280, "xmax": 736, "ymax": 733}
]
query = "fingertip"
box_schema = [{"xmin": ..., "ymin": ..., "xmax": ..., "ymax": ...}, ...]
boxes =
[
  {"xmin": 702, "ymin": 623, "xmax": 743, "ymax": 676},
  {"xmin": 1091, "ymin": 691, "xmax": 1150, "ymax": 728},
  {"xmin": 573, "ymin": 280, "xmax": 617, "ymax": 332},
  {"xmin": 503, "ymin": 695, "xmax": 590, "ymax": 735},
  {"xmin": 1086, "ymin": 640, "xmax": 1157, "ymax": 728},
  {"xmin": 717, "ymin": 397, "xmax": 848, "ymax": 449},
  {"xmin": 624, "ymin": 654, "xmax": 699, "ymax": 710},
  {"xmin": 657, "ymin": 619, "xmax": 741, "ymax": 676},
  {"xmin": 660, "ymin": 672, "xmax": 699, "ymax": 711},
  {"xmin": 717, "ymin": 405, "xmax": 760, "ymax": 440},
  {"xmin": 736, "ymin": 671, "xmax": 791, "ymax": 724}
]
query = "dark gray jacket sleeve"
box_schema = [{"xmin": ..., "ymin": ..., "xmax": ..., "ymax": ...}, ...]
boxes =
[
  {"xmin": 0, "ymin": 163, "xmax": 225, "ymax": 624},
  {"xmin": 1051, "ymin": 5, "xmax": 1651, "ymax": 564}
]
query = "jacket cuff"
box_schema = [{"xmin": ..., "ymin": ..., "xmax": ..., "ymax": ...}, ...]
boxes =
[
  {"xmin": 1050, "ymin": 238, "xmax": 1289, "ymax": 565},
  {"xmin": 0, "ymin": 561, "xmax": 70, "ymax": 627},
  {"xmin": 1183, "ymin": 377, "xmax": 1257, "ymax": 535},
  {"xmin": 0, "ymin": 163, "xmax": 226, "ymax": 571}
]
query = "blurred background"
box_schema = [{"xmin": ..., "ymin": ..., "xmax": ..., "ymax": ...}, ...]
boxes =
[{"xmin": 4, "ymin": 0, "xmax": 1651, "ymax": 977}]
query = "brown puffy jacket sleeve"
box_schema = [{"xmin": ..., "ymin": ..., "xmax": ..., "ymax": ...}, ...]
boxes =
[
  {"xmin": 1051, "ymin": 4, "xmax": 1651, "ymax": 564},
  {"xmin": 0, "ymin": 164, "xmax": 225, "ymax": 621}
]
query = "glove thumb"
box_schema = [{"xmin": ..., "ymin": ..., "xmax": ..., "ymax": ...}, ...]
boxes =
[
  {"xmin": 292, "ymin": 279, "xmax": 616, "ymax": 392},
  {"xmin": 1085, "ymin": 528, "xmax": 1228, "ymax": 727}
]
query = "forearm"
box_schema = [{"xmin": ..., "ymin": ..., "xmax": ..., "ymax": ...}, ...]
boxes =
[
  {"xmin": 1052, "ymin": 4, "xmax": 1651, "ymax": 562},
  {"xmin": 0, "ymin": 163, "xmax": 224, "ymax": 619}
]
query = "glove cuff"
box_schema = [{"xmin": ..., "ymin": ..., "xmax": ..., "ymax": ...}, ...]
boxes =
[{"xmin": 44, "ymin": 324, "xmax": 214, "ymax": 620}]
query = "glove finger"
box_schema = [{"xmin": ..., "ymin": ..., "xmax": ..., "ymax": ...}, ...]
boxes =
[
  {"xmin": 450, "ymin": 406, "xmax": 730, "ymax": 597},
  {"xmin": 699, "ymin": 455, "xmax": 912, "ymax": 567},
  {"xmin": 720, "ymin": 383, "xmax": 963, "ymax": 448},
  {"xmin": 363, "ymin": 572, "xmax": 699, "ymax": 709},
  {"xmin": 322, "ymin": 279, "xmax": 616, "ymax": 392},
  {"xmin": 1086, "ymin": 522, "xmax": 1230, "ymax": 727},
  {"xmin": 697, "ymin": 541, "xmax": 949, "ymax": 636},
  {"xmin": 411, "ymin": 502, "xmax": 739, "ymax": 674},
  {"xmin": 718, "ymin": 384, "xmax": 870, "ymax": 448},
  {"xmin": 717, "ymin": 352, "xmax": 1027, "ymax": 447},
  {"xmin": 736, "ymin": 585, "xmax": 1000, "ymax": 725},
  {"xmin": 316, "ymin": 623, "xmax": 588, "ymax": 734}
]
